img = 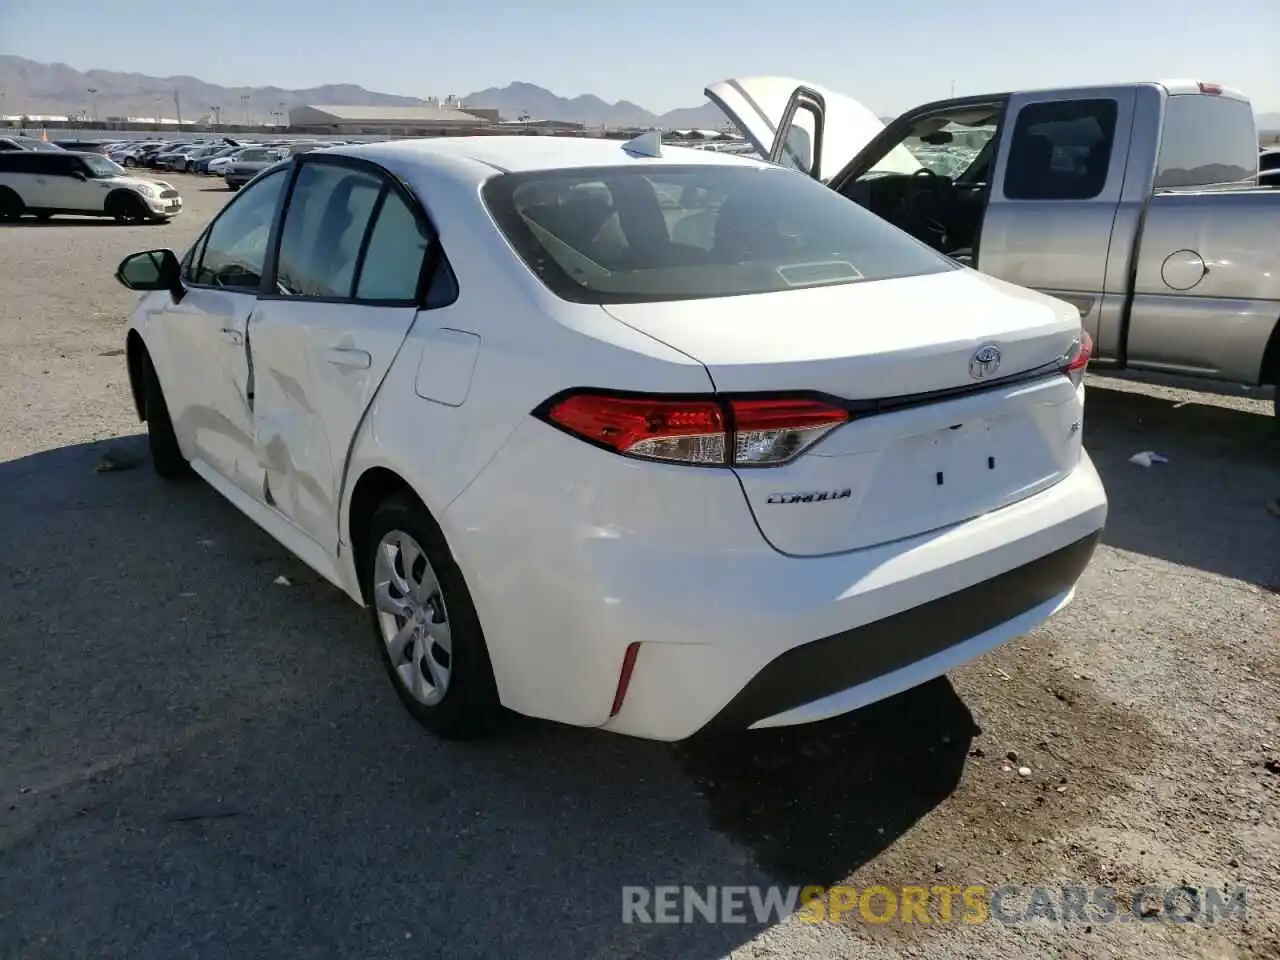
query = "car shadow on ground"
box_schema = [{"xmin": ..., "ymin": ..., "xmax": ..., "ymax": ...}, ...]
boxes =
[
  {"xmin": 1083, "ymin": 380, "xmax": 1279, "ymax": 590},
  {"xmin": 0, "ymin": 436, "xmax": 974, "ymax": 960},
  {"xmin": 0, "ymin": 218, "xmax": 140, "ymax": 228}
]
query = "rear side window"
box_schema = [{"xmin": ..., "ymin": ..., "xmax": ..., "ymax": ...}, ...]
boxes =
[
  {"xmin": 482, "ymin": 164, "xmax": 953, "ymax": 304},
  {"xmin": 1155, "ymin": 95, "xmax": 1258, "ymax": 188},
  {"xmin": 274, "ymin": 162, "xmax": 382, "ymax": 299},
  {"xmin": 1003, "ymin": 99, "xmax": 1118, "ymax": 201},
  {"xmin": 354, "ymin": 190, "xmax": 431, "ymax": 301}
]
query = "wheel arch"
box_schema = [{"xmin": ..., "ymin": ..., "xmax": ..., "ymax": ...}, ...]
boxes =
[
  {"xmin": 347, "ymin": 466, "xmax": 427, "ymax": 600},
  {"xmin": 105, "ymin": 188, "xmax": 144, "ymax": 213}
]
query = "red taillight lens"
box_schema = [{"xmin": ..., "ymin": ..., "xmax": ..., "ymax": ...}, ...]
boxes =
[
  {"xmin": 1197, "ymin": 82, "xmax": 1223, "ymax": 95},
  {"xmin": 1062, "ymin": 329, "xmax": 1093, "ymax": 387},
  {"xmin": 539, "ymin": 392, "xmax": 849, "ymax": 467}
]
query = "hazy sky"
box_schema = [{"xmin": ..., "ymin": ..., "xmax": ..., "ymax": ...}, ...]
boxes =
[{"xmin": 4, "ymin": 0, "xmax": 1277, "ymax": 113}]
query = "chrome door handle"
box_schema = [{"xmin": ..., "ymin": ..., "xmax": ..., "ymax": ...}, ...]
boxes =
[
  {"xmin": 325, "ymin": 347, "xmax": 372, "ymax": 369},
  {"xmin": 219, "ymin": 328, "xmax": 243, "ymax": 345}
]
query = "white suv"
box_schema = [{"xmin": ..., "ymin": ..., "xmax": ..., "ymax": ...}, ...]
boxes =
[{"xmin": 0, "ymin": 150, "xmax": 182, "ymax": 223}]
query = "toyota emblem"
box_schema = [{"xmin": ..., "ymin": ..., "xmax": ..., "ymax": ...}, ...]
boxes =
[{"xmin": 969, "ymin": 344, "xmax": 1002, "ymax": 380}]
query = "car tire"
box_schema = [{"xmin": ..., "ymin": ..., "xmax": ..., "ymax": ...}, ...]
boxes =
[
  {"xmin": 0, "ymin": 187, "xmax": 25, "ymax": 222},
  {"xmin": 141, "ymin": 351, "xmax": 192, "ymax": 480},
  {"xmin": 107, "ymin": 192, "xmax": 151, "ymax": 224},
  {"xmin": 364, "ymin": 494, "xmax": 502, "ymax": 740}
]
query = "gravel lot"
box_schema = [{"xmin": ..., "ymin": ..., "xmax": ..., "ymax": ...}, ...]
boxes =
[{"xmin": 1, "ymin": 173, "xmax": 1278, "ymax": 960}]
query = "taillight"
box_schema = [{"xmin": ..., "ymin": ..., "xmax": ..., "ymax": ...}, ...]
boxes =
[
  {"xmin": 1197, "ymin": 82, "xmax": 1223, "ymax": 95},
  {"xmin": 1062, "ymin": 329, "xmax": 1093, "ymax": 387},
  {"xmin": 537, "ymin": 391, "xmax": 849, "ymax": 467}
]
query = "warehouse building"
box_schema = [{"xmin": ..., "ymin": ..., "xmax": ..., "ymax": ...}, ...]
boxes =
[{"xmin": 288, "ymin": 103, "xmax": 496, "ymax": 137}]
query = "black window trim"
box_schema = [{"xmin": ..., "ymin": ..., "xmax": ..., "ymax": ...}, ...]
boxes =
[
  {"xmin": 256, "ymin": 152, "xmax": 458, "ymax": 310},
  {"xmin": 182, "ymin": 165, "xmax": 292, "ymax": 294},
  {"xmin": 1001, "ymin": 97, "xmax": 1119, "ymax": 203}
]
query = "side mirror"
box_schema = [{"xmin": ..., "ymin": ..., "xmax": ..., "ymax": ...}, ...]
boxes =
[{"xmin": 116, "ymin": 249, "xmax": 185, "ymax": 302}]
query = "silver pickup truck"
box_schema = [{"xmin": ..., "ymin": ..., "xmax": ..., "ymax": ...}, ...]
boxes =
[{"xmin": 707, "ymin": 77, "xmax": 1280, "ymax": 416}]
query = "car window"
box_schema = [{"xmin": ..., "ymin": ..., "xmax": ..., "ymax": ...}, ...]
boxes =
[
  {"xmin": 354, "ymin": 189, "xmax": 431, "ymax": 301},
  {"xmin": 274, "ymin": 162, "xmax": 382, "ymax": 298},
  {"xmin": 193, "ymin": 168, "xmax": 288, "ymax": 290},
  {"xmin": 483, "ymin": 163, "xmax": 954, "ymax": 304},
  {"xmin": 1155, "ymin": 95, "xmax": 1258, "ymax": 188},
  {"xmin": 1003, "ymin": 99, "xmax": 1117, "ymax": 201}
]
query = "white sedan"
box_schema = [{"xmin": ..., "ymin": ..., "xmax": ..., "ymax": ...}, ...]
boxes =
[{"xmin": 114, "ymin": 134, "xmax": 1107, "ymax": 741}]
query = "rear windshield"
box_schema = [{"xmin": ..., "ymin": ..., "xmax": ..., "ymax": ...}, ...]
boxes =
[{"xmin": 482, "ymin": 163, "xmax": 955, "ymax": 304}]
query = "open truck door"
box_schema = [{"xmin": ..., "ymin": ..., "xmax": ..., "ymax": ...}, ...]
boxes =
[{"xmin": 705, "ymin": 76, "xmax": 920, "ymax": 181}]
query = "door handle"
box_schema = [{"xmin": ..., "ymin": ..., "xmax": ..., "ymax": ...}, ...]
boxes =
[
  {"xmin": 325, "ymin": 347, "xmax": 372, "ymax": 369},
  {"xmin": 219, "ymin": 327, "xmax": 244, "ymax": 346}
]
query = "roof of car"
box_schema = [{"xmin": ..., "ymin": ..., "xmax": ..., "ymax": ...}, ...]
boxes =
[{"xmin": 331, "ymin": 135, "xmax": 769, "ymax": 181}]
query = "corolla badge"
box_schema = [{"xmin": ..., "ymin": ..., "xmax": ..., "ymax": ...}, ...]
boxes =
[{"xmin": 969, "ymin": 344, "xmax": 1002, "ymax": 380}]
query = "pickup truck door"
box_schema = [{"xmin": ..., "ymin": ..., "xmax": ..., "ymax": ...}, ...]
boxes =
[
  {"xmin": 705, "ymin": 76, "xmax": 918, "ymax": 181},
  {"xmin": 975, "ymin": 87, "xmax": 1139, "ymax": 356}
]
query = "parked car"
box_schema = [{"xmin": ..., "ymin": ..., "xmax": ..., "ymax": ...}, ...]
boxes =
[
  {"xmin": 0, "ymin": 150, "xmax": 182, "ymax": 222},
  {"xmin": 114, "ymin": 142, "xmax": 169, "ymax": 167},
  {"xmin": 0, "ymin": 135, "xmax": 66, "ymax": 152},
  {"xmin": 52, "ymin": 139, "xmax": 113, "ymax": 155},
  {"xmin": 193, "ymin": 146, "xmax": 236, "ymax": 174},
  {"xmin": 223, "ymin": 147, "xmax": 286, "ymax": 189},
  {"xmin": 206, "ymin": 151, "xmax": 244, "ymax": 177},
  {"xmin": 114, "ymin": 138, "xmax": 1106, "ymax": 741},
  {"xmin": 708, "ymin": 76, "xmax": 1280, "ymax": 417}
]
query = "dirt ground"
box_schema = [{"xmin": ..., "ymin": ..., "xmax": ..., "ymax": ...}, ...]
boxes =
[{"xmin": 1, "ymin": 172, "xmax": 1277, "ymax": 960}]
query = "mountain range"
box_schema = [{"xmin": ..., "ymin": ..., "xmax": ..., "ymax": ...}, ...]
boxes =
[
  {"xmin": 0, "ymin": 56, "xmax": 727, "ymax": 128},
  {"xmin": 3, "ymin": 56, "xmax": 1277, "ymax": 132}
]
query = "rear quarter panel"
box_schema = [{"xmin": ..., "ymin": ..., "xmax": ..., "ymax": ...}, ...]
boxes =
[{"xmin": 336, "ymin": 153, "xmax": 714, "ymax": 590}]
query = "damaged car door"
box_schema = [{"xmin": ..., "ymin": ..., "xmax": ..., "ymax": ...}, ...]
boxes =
[
  {"xmin": 245, "ymin": 155, "xmax": 432, "ymax": 552},
  {"xmin": 162, "ymin": 166, "xmax": 288, "ymax": 496}
]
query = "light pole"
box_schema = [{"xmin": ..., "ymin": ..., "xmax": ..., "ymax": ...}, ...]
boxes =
[
  {"xmin": 211, "ymin": 104, "xmax": 222, "ymax": 127},
  {"xmin": 87, "ymin": 87, "xmax": 98, "ymax": 123},
  {"xmin": 240, "ymin": 93, "xmax": 250, "ymax": 126},
  {"xmin": 279, "ymin": 101, "xmax": 286, "ymax": 130},
  {"xmin": 155, "ymin": 96, "xmax": 163, "ymax": 126}
]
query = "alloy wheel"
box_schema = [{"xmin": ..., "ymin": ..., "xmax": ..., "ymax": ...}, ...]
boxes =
[{"xmin": 372, "ymin": 530, "xmax": 453, "ymax": 706}]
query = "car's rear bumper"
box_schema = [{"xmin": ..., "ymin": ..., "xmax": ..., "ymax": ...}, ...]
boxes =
[
  {"xmin": 444, "ymin": 417, "xmax": 1108, "ymax": 741},
  {"xmin": 697, "ymin": 530, "xmax": 1097, "ymax": 735}
]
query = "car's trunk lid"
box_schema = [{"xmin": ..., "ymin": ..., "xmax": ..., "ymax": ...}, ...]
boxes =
[{"xmin": 603, "ymin": 270, "xmax": 1086, "ymax": 556}]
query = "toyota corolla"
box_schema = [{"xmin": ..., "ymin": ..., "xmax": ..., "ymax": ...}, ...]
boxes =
[{"xmin": 114, "ymin": 134, "xmax": 1107, "ymax": 741}]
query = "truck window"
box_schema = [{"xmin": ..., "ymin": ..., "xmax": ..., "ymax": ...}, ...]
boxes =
[
  {"xmin": 1003, "ymin": 99, "xmax": 1118, "ymax": 201},
  {"xmin": 1155, "ymin": 95, "xmax": 1258, "ymax": 188}
]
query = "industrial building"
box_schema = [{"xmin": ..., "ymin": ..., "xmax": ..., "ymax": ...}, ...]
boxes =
[{"xmin": 287, "ymin": 103, "xmax": 497, "ymax": 137}]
